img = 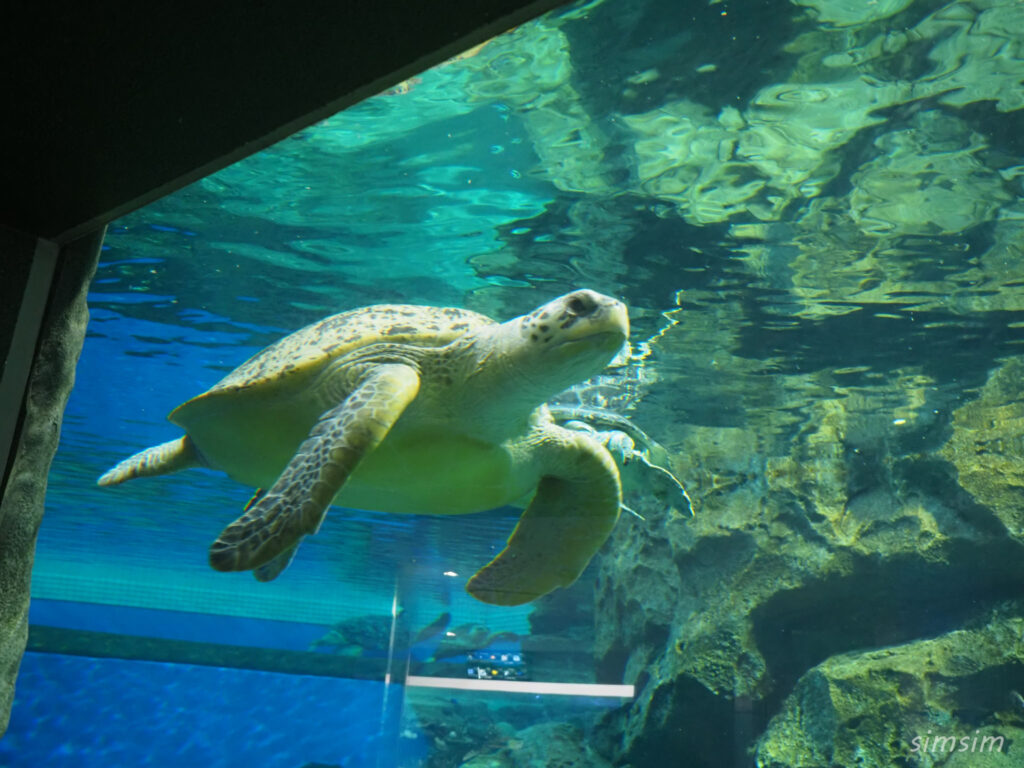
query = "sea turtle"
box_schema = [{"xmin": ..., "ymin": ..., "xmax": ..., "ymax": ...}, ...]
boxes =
[{"xmin": 98, "ymin": 290, "xmax": 629, "ymax": 605}]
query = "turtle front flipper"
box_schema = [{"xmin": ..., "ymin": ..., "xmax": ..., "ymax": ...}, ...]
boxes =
[
  {"xmin": 466, "ymin": 429, "xmax": 621, "ymax": 606},
  {"xmin": 208, "ymin": 363, "xmax": 421, "ymax": 574}
]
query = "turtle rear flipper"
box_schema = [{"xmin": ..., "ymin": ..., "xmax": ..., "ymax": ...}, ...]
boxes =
[
  {"xmin": 254, "ymin": 544, "xmax": 299, "ymax": 582},
  {"xmin": 466, "ymin": 430, "xmax": 621, "ymax": 606},
  {"xmin": 97, "ymin": 436, "xmax": 201, "ymax": 486},
  {"xmin": 240, "ymin": 491, "xmax": 300, "ymax": 582},
  {"xmin": 208, "ymin": 363, "xmax": 421, "ymax": 574}
]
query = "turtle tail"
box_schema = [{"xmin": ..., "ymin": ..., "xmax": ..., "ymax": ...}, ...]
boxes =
[{"xmin": 97, "ymin": 436, "xmax": 201, "ymax": 486}]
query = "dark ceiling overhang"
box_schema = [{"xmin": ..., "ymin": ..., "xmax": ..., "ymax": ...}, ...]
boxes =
[{"xmin": 1, "ymin": 0, "xmax": 570, "ymax": 243}]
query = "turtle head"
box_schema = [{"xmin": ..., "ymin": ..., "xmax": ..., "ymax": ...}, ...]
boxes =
[{"xmin": 495, "ymin": 289, "xmax": 630, "ymax": 401}]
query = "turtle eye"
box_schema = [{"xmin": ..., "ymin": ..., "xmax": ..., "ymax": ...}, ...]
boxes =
[{"xmin": 567, "ymin": 293, "xmax": 595, "ymax": 316}]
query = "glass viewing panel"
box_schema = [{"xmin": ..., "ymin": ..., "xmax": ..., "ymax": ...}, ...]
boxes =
[{"xmin": 8, "ymin": 0, "xmax": 1024, "ymax": 766}]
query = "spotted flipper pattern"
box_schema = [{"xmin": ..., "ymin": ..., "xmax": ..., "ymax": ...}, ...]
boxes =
[
  {"xmin": 208, "ymin": 363, "xmax": 421, "ymax": 574},
  {"xmin": 96, "ymin": 436, "xmax": 201, "ymax": 486}
]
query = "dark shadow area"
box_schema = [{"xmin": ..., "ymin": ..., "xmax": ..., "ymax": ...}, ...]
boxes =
[{"xmin": 0, "ymin": 0, "xmax": 569, "ymax": 241}]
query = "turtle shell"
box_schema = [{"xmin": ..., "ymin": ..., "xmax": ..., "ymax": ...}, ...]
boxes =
[
  {"xmin": 190, "ymin": 304, "xmax": 492, "ymax": 399},
  {"xmin": 168, "ymin": 304, "xmax": 493, "ymax": 488}
]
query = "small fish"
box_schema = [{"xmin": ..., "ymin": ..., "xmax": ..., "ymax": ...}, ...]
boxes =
[{"xmin": 413, "ymin": 611, "xmax": 452, "ymax": 644}]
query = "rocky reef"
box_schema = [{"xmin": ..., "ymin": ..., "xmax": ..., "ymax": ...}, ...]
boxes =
[
  {"xmin": 581, "ymin": 348, "xmax": 1024, "ymax": 767},
  {"xmin": 941, "ymin": 357, "xmax": 1024, "ymax": 536},
  {"xmin": 755, "ymin": 603, "xmax": 1024, "ymax": 767}
]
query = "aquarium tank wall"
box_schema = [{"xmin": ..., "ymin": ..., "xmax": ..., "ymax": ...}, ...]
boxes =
[{"xmin": 6, "ymin": 0, "xmax": 1024, "ymax": 766}]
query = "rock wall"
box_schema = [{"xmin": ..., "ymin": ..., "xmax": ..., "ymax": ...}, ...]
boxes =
[
  {"xmin": 756, "ymin": 603, "xmax": 1024, "ymax": 767},
  {"xmin": 0, "ymin": 241, "xmax": 99, "ymax": 734},
  {"xmin": 589, "ymin": 358, "xmax": 1024, "ymax": 767}
]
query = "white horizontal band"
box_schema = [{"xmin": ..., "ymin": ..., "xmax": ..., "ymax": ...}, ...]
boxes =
[{"xmin": 405, "ymin": 675, "xmax": 633, "ymax": 698}]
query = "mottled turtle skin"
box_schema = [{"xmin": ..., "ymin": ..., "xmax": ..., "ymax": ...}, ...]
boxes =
[{"xmin": 98, "ymin": 290, "xmax": 630, "ymax": 605}]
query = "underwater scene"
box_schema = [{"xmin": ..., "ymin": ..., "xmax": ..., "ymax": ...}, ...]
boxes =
[{"xmin": 8, "ymin": 0, "xmax": 1024, "ymax": 765}]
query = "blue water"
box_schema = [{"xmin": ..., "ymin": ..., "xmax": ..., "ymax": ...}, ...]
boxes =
[
  {"xmin": 28, "ymin": 600, "xmax": 325, "ymax": 651},
  {"xmin": 12, "ymin": 0, "xmax": 1024, "ymax": 765},
  {"xmin": 0, "ymin": 653, "xmax": 393, "ymax": 768}
]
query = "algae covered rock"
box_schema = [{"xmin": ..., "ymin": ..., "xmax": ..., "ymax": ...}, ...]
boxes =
[
  {"xmin": 942, "ymin": 356, "xmax": 1024, "ymax": 536},
  {"xmin": 755, "ymin": 604, "xmax": 1024, "ymax": 767},
  {"xmin": 591, "ymin": 339, "xmax": 1024, "ymax": 765}
]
